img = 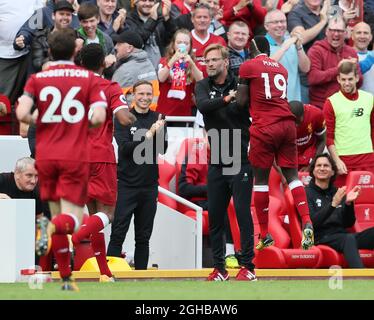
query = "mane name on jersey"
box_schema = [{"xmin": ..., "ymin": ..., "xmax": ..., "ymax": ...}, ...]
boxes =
[
  {"xmin": 36, "ymin": 69, "xmax": 89, "ymax": 78},
  {"xmin": 262, "ymin": 60, "xmax": 279, "ymax": 68}
]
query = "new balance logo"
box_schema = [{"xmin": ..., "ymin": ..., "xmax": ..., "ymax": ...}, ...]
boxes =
[
  {"xmin": 298, "ymin": 201, "xmax": 306, "ymax": 206},
  {"xmin": 352, "ymin": 107, "xmax": 364, "ymax": 117},
  {"xmin": 358, "ymin": 175, "xmax": 371, "ymax": 184}
]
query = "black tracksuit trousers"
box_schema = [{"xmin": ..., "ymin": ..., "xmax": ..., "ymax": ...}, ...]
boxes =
[
  {"xmin": 107, "ymin": 184, "xmax": 158, "ymax": 270},
  {"xmin": 207, "ymin": 163, "xmax": 254, "ymax": 273},
  {"xmin": 318, "ymin": 227, "xmax": 374, "ymax": 268}
]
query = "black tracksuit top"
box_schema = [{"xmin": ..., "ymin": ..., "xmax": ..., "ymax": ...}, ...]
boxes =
[{"xmin": 114, "ymin": 108, "xmax": 168, "ymax": 188}]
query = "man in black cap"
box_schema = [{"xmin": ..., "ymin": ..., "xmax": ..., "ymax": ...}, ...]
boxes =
[
  {"xmin": 111, "ymin": 30, "xmax": 159, "ymax": 109},
  {"xmin": 31, "ymin": 0, "xmax": 76, "ymax": 72}
]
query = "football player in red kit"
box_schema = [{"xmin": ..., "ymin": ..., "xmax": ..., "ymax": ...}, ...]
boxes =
[
  {"xmin": 16, "ymin": 29, "xmax": 107, "ymax": 291},
  {"xmin": 71, "ymin": 43, "xmax": 135, "ymax": 282},
  {"xmin": 237, "ymin": 35, "xmax": 314, "ymax": 251}
]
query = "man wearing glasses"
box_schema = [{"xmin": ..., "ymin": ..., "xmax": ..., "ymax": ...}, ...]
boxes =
[{"xmin": 307, "ymin": 15, "xmax": 362, "ymax": 109}]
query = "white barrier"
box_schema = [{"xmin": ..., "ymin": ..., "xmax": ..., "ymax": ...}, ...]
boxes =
[{"xmin": 0, "ymin": 199, "xmax": 35, "ymax": 283}]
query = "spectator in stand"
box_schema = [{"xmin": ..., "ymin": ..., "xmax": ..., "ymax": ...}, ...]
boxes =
[
  {"xmin": 97, "ymin": 0, "xmax": 128, "ymax": 36},
  {"xmin": 352, "ymin": 22, "xmax": 374, "ymax": 96},
  {"xmin": 13, "ymin": 0, "xmax": 80, "ymax": 52},
  {"xmin": 306, "ymin": 153, "xmax": 374, "ymax": 268},
  {"xmin": 227, "ymin": 21, "xmax": 250, "ymax": 76},
  {"xmin": 222, "ymin": 0, "xmax": 266, "ymax": 38},
  {"xmin": 32, "ymin": 1, "xmax": 75, "ymax": 72},
  {"xmin": 0, "ymin": 0, "xmax": 35, "ymax": 121},
  {"xmin": 265, "ymin": 9, "xmax": 310, "ymax": 101},
  {"xmin": 289, "ymin": 100, "xmax": 326, "ymax": 172},
  {"xmin": 173, "ymin": 0, "xmax": 197, "ymax": 16},
  {"xmin": 337, "ymin": 0, "xmax": 363, "ymax": 30},
  {"xmin": 364, "ymin": 0, "xmax": 374, "ymax": 42},
  {"xmin": 126, "ymin": 0, "xmax": 176, "ymax": 69},
  {"xmin": 0, "ymin": 157, "xmax": 46, "ymax": 218},
  {"xmin": 190, "ymin": 3, "xmax": 227, "ymax": 69},
  {"xmin": 280, "ymin": 0, "xmax": 299, "ymax": 15},
  {"xmin": 308, "ymin": 15, "xmax": 362, "ymax": 109},
  {"xmin": 157, "ymin": 29, "xmax": 203, "ymax": 119},
  {"xmin": 111, "ymin": 30, "xmax": 158, "ymax": 109},
  {"xmin": 287, "ymin": 0, "xmax": 330, "ymax": 103},
  {"xmin": 323, "ymin": 61, "xmax": 374, "ymax": 187},
  {"xmin": 77, "ymin": 3, "xmax": 116, "ymax": 68},
  {"xmin": 175, "ymin": 0, "xmax": 227, "ymax": 41}
]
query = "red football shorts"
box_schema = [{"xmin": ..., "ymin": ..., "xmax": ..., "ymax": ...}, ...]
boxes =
[
  {"xmin": 249, "ymin": 119, "xmax": 298, "ymax": 169},
  {"xmin": 36, "ymin": 160, "xmax": 89, "ymax": 206},
  {"xmin": 87, "ymin": 162, "xmax": 117, "ymax": 206}
]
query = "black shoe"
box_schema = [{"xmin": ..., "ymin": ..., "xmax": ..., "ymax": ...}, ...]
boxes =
[
  {"xmin": 255, "ymin": 233, "xmax": 275, "ymax": 250},
  {"xmin": 301, "ymin": 222, "xmax": 314, "ymax": 250},
  {"xmin": 61, "ymin": 277, "xmax": 79, "ymax": 291}
]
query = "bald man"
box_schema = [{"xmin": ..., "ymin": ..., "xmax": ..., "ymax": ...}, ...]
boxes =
[{"xmin": 352, "ymin": 22, "xmax": 374, "ymax": 95}]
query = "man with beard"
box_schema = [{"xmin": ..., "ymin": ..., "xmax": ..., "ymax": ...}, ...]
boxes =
[
  {"xmin": 323, "ymin": 60, "xmax": 374, "ymax": 187},
  {"xmin": 195, "ymin": 44, "xmax": 256, "ymax": 281}
]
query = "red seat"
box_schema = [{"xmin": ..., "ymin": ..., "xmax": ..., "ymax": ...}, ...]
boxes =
[
  {"xmin": 157, "ymin": 157, "xmax": 178, "ymax": 210},
  {"xmin": 345, "ymin": 171, "xmax": 374, "ymax": 267}
]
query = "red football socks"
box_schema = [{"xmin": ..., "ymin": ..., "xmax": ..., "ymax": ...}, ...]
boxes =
[
  {"xmin": 72, "ymin": 214, "xmax": 106, "ymax": 245},
  {"xmin": 52, "ymin": 214, "xmax": 77, "ymax": 235},
  {"xmin": 253, "ymin": 186, "xmax": 270, "ymax": 238},
  {"xmin": 51, "ymin": 234, "xmax": 71, "ymax": 279},
  {"xmin": 289, "ymin": 181, "xmax": 311, "ymax": 226},
  {"xmin": 91, "ymin": 232, "xmax": 113, "ymax": 277}
]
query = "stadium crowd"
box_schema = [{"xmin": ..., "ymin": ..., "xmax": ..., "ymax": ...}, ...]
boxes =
[{"xmin": 1, "ymin": 0, "xmax": 374, "ymax": 289}]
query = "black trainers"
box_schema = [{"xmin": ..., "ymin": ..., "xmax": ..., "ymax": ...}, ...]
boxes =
[
  {"xmin": 35, "ymin": 217, "xmax": 52, "ymax": 256},
  {"xmin": 61, "ymin": 277, "xmax": 79, "ymax": 291},
  {"xmin": 301, "ymin": 222, "xmax": 314, "ymax": 250},
  {"xmin": 255, "ymin": 233, "xmax": 275, "ymax": 251}
]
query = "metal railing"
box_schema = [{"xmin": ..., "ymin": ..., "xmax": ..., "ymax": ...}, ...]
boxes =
[{"xmin": 158, "ymin": 186, "xmax": 203, "ymax": 269}]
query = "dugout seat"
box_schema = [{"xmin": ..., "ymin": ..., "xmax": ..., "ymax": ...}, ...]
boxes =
[
  {"xmin": 345, "ymin": 171, "xmax": 374, "ymax": 267},
  {"xmin": 0, "ymin": 94, "xmax": 13, "ymax": 135},
  {"xmin": 157, "ymin": 157, "xmax": 178, "ymax": 210}
]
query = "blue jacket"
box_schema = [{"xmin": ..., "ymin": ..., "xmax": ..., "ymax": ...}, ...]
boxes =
[{"xmin": 13, "ymin": 0, "xmax": 79, "ymax": 51}]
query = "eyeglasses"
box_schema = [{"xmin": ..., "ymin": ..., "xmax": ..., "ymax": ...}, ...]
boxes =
[
  {"xmin": 327, "ymin": 28, "xmax": 345, "ymax": 34},
  {"xmin": 204, "ymin": 57, "xmax": 223, "ymax": 63},
  {"xmin": 266, "ymin": 19, "xmax": 287, "ymax": 25}
]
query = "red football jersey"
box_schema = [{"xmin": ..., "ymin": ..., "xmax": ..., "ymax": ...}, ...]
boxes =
[
  {"xmin": 191, "ymin": 31, "xmax": 227, "ymax": 73},
  {"xmin": 89, "ymin": 75, "xmax": 129, "ymax": 163},
  {"xmin": 23, "ymin": 62, "xmax": 107, "ymax": 162},
  {"xmin": 239, "ymin": 54, "xmax": 294, "ymax": 127},
  {"xmin": 296, "ymin": 104, "xmax": 326, "ymax": 165}
]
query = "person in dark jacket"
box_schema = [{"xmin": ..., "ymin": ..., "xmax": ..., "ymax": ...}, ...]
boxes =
[
  {"xmin": 195, "ymin": 44, "xmax": 255, "ymax": 281},
  {"xmin": 13, "ymin": 0, "xmax": 80, "ymax": 51},
  {"xmin": 306, "ymin": 153, "xmax": 374, "ymax": 268},
  {"xmin": 31, "ymin": 1, "xmax": 75, "ymax": 72},
  {"xmin": 125, "ymin": 0, "xmax": 177, "ymax": 69},
  {"xmin": 107, "ymin": 80, "xmax": 168, "ymax": 270}
]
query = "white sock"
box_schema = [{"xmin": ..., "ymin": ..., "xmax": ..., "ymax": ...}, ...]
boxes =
[{"xmin": 226, "ymin": 243, "xmax": 235, "ymax": 256}]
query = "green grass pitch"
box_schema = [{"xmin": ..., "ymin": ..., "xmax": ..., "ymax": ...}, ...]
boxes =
[{"xmin": 0, "ymin": 279, "xmax": 374, "ymax": 300}]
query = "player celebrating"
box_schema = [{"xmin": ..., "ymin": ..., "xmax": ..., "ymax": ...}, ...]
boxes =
[
  {"xmin": 71, "ymin": 43, "xmax": 135, "ymax": 282},
  {"xmin": 237, "ymin": 35, "xmax": 314, "ymax": 251},
  {"xmin": 16, "ymin": 29, "xmax": 107, "ymax": 291}
]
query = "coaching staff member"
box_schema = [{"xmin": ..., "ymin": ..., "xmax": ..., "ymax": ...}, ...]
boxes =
[
  {"xmin": 195, "ymin": 44, "xmax": 256, "ymax": 281},
  {"xmin": 107, "ymin": 80, "xmax": 168, "ymax": 270}
]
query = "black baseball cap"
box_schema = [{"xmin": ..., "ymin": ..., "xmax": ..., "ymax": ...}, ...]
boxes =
[
  {"xmin": 112, "ymin": 31, "xmax": 144, "ymax": 49},
  {"xmin": 54, "ymin": 0, "xmax": 74, "ymax": 13}
]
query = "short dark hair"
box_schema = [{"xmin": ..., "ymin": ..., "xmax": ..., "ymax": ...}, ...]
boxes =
[
  {"xmin": 309, "ymin": 153, "xmax": 338, "ymax": 183},
  {"xmin": 79, "ymin": 43, "xmax": 105, "ymax": 72},
  {"xmin": 289, "ymin": 100, "xmax": 304, "ymax": 120},
  {"xmin": 78, "ymin": 3, "xmax": 99, "ymax": 20},
  {"xmin": 47, "ymin": 28, "xmax": 76, "ymax": 61},
  {"xmin": 250, "ymin": 35, "xmax": 270, "ymax": 58},
  {"xmin": 133, "ymin": 80, "xmax": 153, "ymax": 92}
]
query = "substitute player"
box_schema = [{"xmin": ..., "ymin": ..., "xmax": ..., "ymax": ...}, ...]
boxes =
[
  {"xmin": 71, "ymin": 44, "xmax": 135, "ymax": 282},
  {"xmin": 237, "ymin": 35, "xmax": 314, "ymax": 251},
  {"xmin": 16, "ymin": 29, "xmax": 107, "ymax": 291}
]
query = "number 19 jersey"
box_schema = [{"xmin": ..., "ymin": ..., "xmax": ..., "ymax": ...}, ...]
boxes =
[
  {"xmin": 239, "ymin": 54, "xmax": 295, "ymax": 128},
  {"xmin": 23, "ymin": 62, "xmax": 107, "ymax": 162}
]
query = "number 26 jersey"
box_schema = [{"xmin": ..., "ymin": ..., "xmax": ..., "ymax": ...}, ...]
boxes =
[
  {"xmin": 239, "ymin": 54, "xmax": 295, "ymax": 128},
  {"xmin": 23, "ymin": 62, "xmax": 107, "ymax": 162}
]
